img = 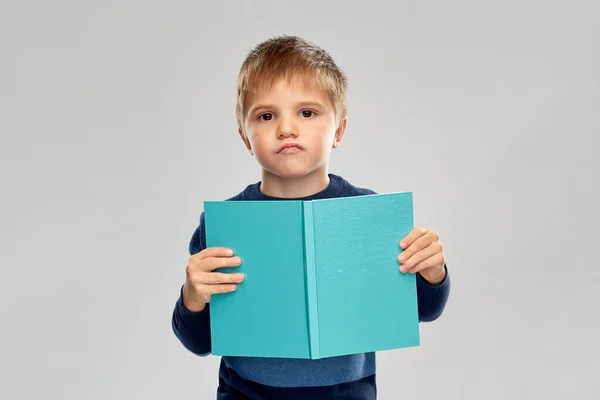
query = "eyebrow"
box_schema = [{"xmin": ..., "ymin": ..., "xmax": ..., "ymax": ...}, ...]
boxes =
[{"xmin": 295, "ymin": 101, "xmax": 326, "ymax": 109}]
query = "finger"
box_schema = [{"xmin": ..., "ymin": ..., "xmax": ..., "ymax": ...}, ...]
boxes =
[
  {"xmin": 199, "ymin": 282, "xmax": 239, "ymax": 295},
  {"xmin": 406, "ymin": 253, "xmax": 445, "ymax": 275},
  {"xmin": 399, "ymin": 241, "xmax": 440, "ymax": 272},
  {"xmin": 195, "ymin": 247, "xmax": 235, "ymax": 260},
  {"xmin": 400, "ymin": 227, "xmax": 428, "ymax": 249},
  {"xmin": 200, "ymin": 271, "xmax": 245, "ymax": 285},
  {"xmin": 398, "ymin": 233, "xmax": 433, "ymax": 265},
  {"xmin": 201, "ymin": 256, "xmax": 242, "ymax": 272}
]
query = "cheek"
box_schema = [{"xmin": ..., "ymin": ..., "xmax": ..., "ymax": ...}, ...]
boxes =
[
  {"xmin": 245, "ymin": 127, "xmax": 263, "ymax": 148},
  {"xmin": 247, "ymin": 132, "xmax": 271, "ymax": 160},
  {"xmin": 312, "ymin": 125, "xmax": 336, "ymax": 152},
  {"xmin": 250, "ymin": 135, "xmax": 268, "ymax": 153}
]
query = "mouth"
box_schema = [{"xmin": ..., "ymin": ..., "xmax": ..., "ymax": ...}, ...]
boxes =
[{"xmin": 277, "ymin": 143, "xmax": 304, "ymax": 153}]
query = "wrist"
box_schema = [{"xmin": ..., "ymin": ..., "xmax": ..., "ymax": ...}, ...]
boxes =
[
  {"xmin": 182, "ymin": 283, "xmax": 207, "ymax": 312},
  {"xmin": 419, "ymin": 266, "xmax": 446, "ymax": 285}
]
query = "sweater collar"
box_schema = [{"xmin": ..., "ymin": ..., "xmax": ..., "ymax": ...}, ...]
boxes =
[{"xmin": 245, "ymin": 173, "xmax": 346, "ymax": 201}]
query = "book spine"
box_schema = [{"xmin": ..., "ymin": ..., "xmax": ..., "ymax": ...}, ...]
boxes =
[{"xmin": 303, "ymin": 201, "xmax": 320, "ymax": 359}]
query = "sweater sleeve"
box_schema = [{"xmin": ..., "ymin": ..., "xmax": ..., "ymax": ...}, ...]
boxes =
[
  {"xmin": 171, "ymin": 213, "xmax": 212, "ymax": 356},
  {"xmin": 416, "ymin": 264, "xmax": 451, "ymax": 322}
]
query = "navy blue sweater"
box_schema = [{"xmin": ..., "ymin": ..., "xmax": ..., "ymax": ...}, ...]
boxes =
[{"xmin": 172, "ymin": 174, "xmax": 451, "ymax": 399}]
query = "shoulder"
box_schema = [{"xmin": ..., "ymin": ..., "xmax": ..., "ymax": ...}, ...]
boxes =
[
  {"xmin": 332, "ymin": 173, "xmax": 377, "ymax": 197},
  {"xmin": 225, "ymin": 182, "xmax": 259, "ymax": 201},
  {"xmin": 189, "ymin": 182, "xmax": 257, "ymax": 255}
]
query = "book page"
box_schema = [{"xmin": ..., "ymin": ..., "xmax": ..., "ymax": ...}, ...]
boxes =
[
  {"xmin": 204, "ymin": 200, "xmax": 311, "ymax": 359},
  {"xmin": 312, "ymin": 192, "xmax": 420, "ymax": 358}
]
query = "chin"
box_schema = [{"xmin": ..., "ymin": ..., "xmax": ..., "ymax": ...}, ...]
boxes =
[
  {"xmin": 273, "ymin": 169, "xmax": 312, "ymax": 180},
  {"xmin": 264, "ymin": 164, "xmax": 321, "ymax": 180},
  {"xmin": 257, "ymin": 154, "xmax": 328, "ymax": 179}
]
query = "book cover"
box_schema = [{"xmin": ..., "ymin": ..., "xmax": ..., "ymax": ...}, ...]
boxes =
[{"xmin": 204, "ymin": 191, "xmax": 419, "ymax": 359}]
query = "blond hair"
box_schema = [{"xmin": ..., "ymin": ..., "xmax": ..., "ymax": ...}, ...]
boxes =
[{"xmin": 236, "ymin": 35, "xmax": 348, "ymax": 128}]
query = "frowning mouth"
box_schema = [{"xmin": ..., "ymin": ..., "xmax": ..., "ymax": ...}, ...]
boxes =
[{"xmin": 277, "ymin": 143, "xmax": 304, "ymax": 153}]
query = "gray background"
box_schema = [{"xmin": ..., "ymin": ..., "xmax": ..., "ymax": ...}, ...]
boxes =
[{"xmin": 1, "ymin": 1, "xmax": 598, "ymax": 399}]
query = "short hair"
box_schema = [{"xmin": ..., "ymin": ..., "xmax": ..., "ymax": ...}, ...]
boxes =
[{"xmin": 236, "ymin": 35, "xmax": 348, "ymax": 128}]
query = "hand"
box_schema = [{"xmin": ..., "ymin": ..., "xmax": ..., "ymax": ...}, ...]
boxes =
[
  {"xmin": 182, "ymin": 247, "xmax": 245, "ymax": 312},
  {"xmin": 398, "ymin": 227, "xmax": 446, "ymax": 284}
]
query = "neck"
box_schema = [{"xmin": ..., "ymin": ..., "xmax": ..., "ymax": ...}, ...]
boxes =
[{"xmin": 259, "ymin": 167, "xmax": 330, "ymax": 198}]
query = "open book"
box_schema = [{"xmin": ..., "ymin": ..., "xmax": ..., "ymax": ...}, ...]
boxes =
[{"xmin": 204, "ymin": 191, "xmax": 419, "ymax": 359}]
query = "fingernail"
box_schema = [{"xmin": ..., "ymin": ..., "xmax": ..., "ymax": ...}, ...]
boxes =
[
  {"xmin": 227, "ymin": 249, "xmax": 234, "ymax": 255},
  {"xmin": 398, "ymin": 255, "xmax": 405, "ymax": 263},
  {"xmin": 400, "ymin": 241, "xmax": 406, "ymax": 248}
]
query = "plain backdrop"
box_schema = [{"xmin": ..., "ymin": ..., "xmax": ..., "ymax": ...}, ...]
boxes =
[{"xmin": 1, "ymin": 1, "xmax": 598, "ymax": 399}]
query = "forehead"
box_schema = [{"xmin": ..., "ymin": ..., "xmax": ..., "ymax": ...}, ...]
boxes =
[{"xmin": 245, "ymin": 74, "xmax": 332, "ymax": 105}]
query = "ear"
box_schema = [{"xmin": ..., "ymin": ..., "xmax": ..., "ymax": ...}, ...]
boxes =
[
  {"xmin": 332, "ymin": 117, "xmax": 347, "ymax": 148},
  {"xmin": 238, "ymin": 126, "xmax": 253, "ymax": 154}
]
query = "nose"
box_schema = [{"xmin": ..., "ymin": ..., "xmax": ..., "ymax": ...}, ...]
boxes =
[{"xmin": 277, "ymin": 114, "xmax": 298, "ymax": 138}]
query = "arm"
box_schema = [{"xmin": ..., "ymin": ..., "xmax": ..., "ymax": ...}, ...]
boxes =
[
  {"xmin": 171, "ymin": 213, "xmax": 212, "ymax": 356},
  {"xmin": 416, "ymin": 264, "xmax": 451, "ymax": 322}
]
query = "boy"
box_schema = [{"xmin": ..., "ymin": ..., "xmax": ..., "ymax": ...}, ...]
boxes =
[{"xmin": 172, "ymin": 35, "xmax": 450, "ymax": 399}]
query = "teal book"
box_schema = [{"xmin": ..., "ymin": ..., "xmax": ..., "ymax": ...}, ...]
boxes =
[{"xmin": 203, "ymin": 192, "xmax": 419, "ymax": 359}]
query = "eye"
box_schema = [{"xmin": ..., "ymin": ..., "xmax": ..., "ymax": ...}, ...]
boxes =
[
  {"xmin": 301, "ymin": 110, "xmax": 316, "ymax": 118},
  {"xmin": 258, "ymin": 113, "xmax": 273, "ymax": 121}
]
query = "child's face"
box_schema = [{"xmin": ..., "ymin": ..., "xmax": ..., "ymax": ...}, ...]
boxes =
[{"xmin": 239, "ymin": 76, "xmax": 345, "ymax": 180}]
